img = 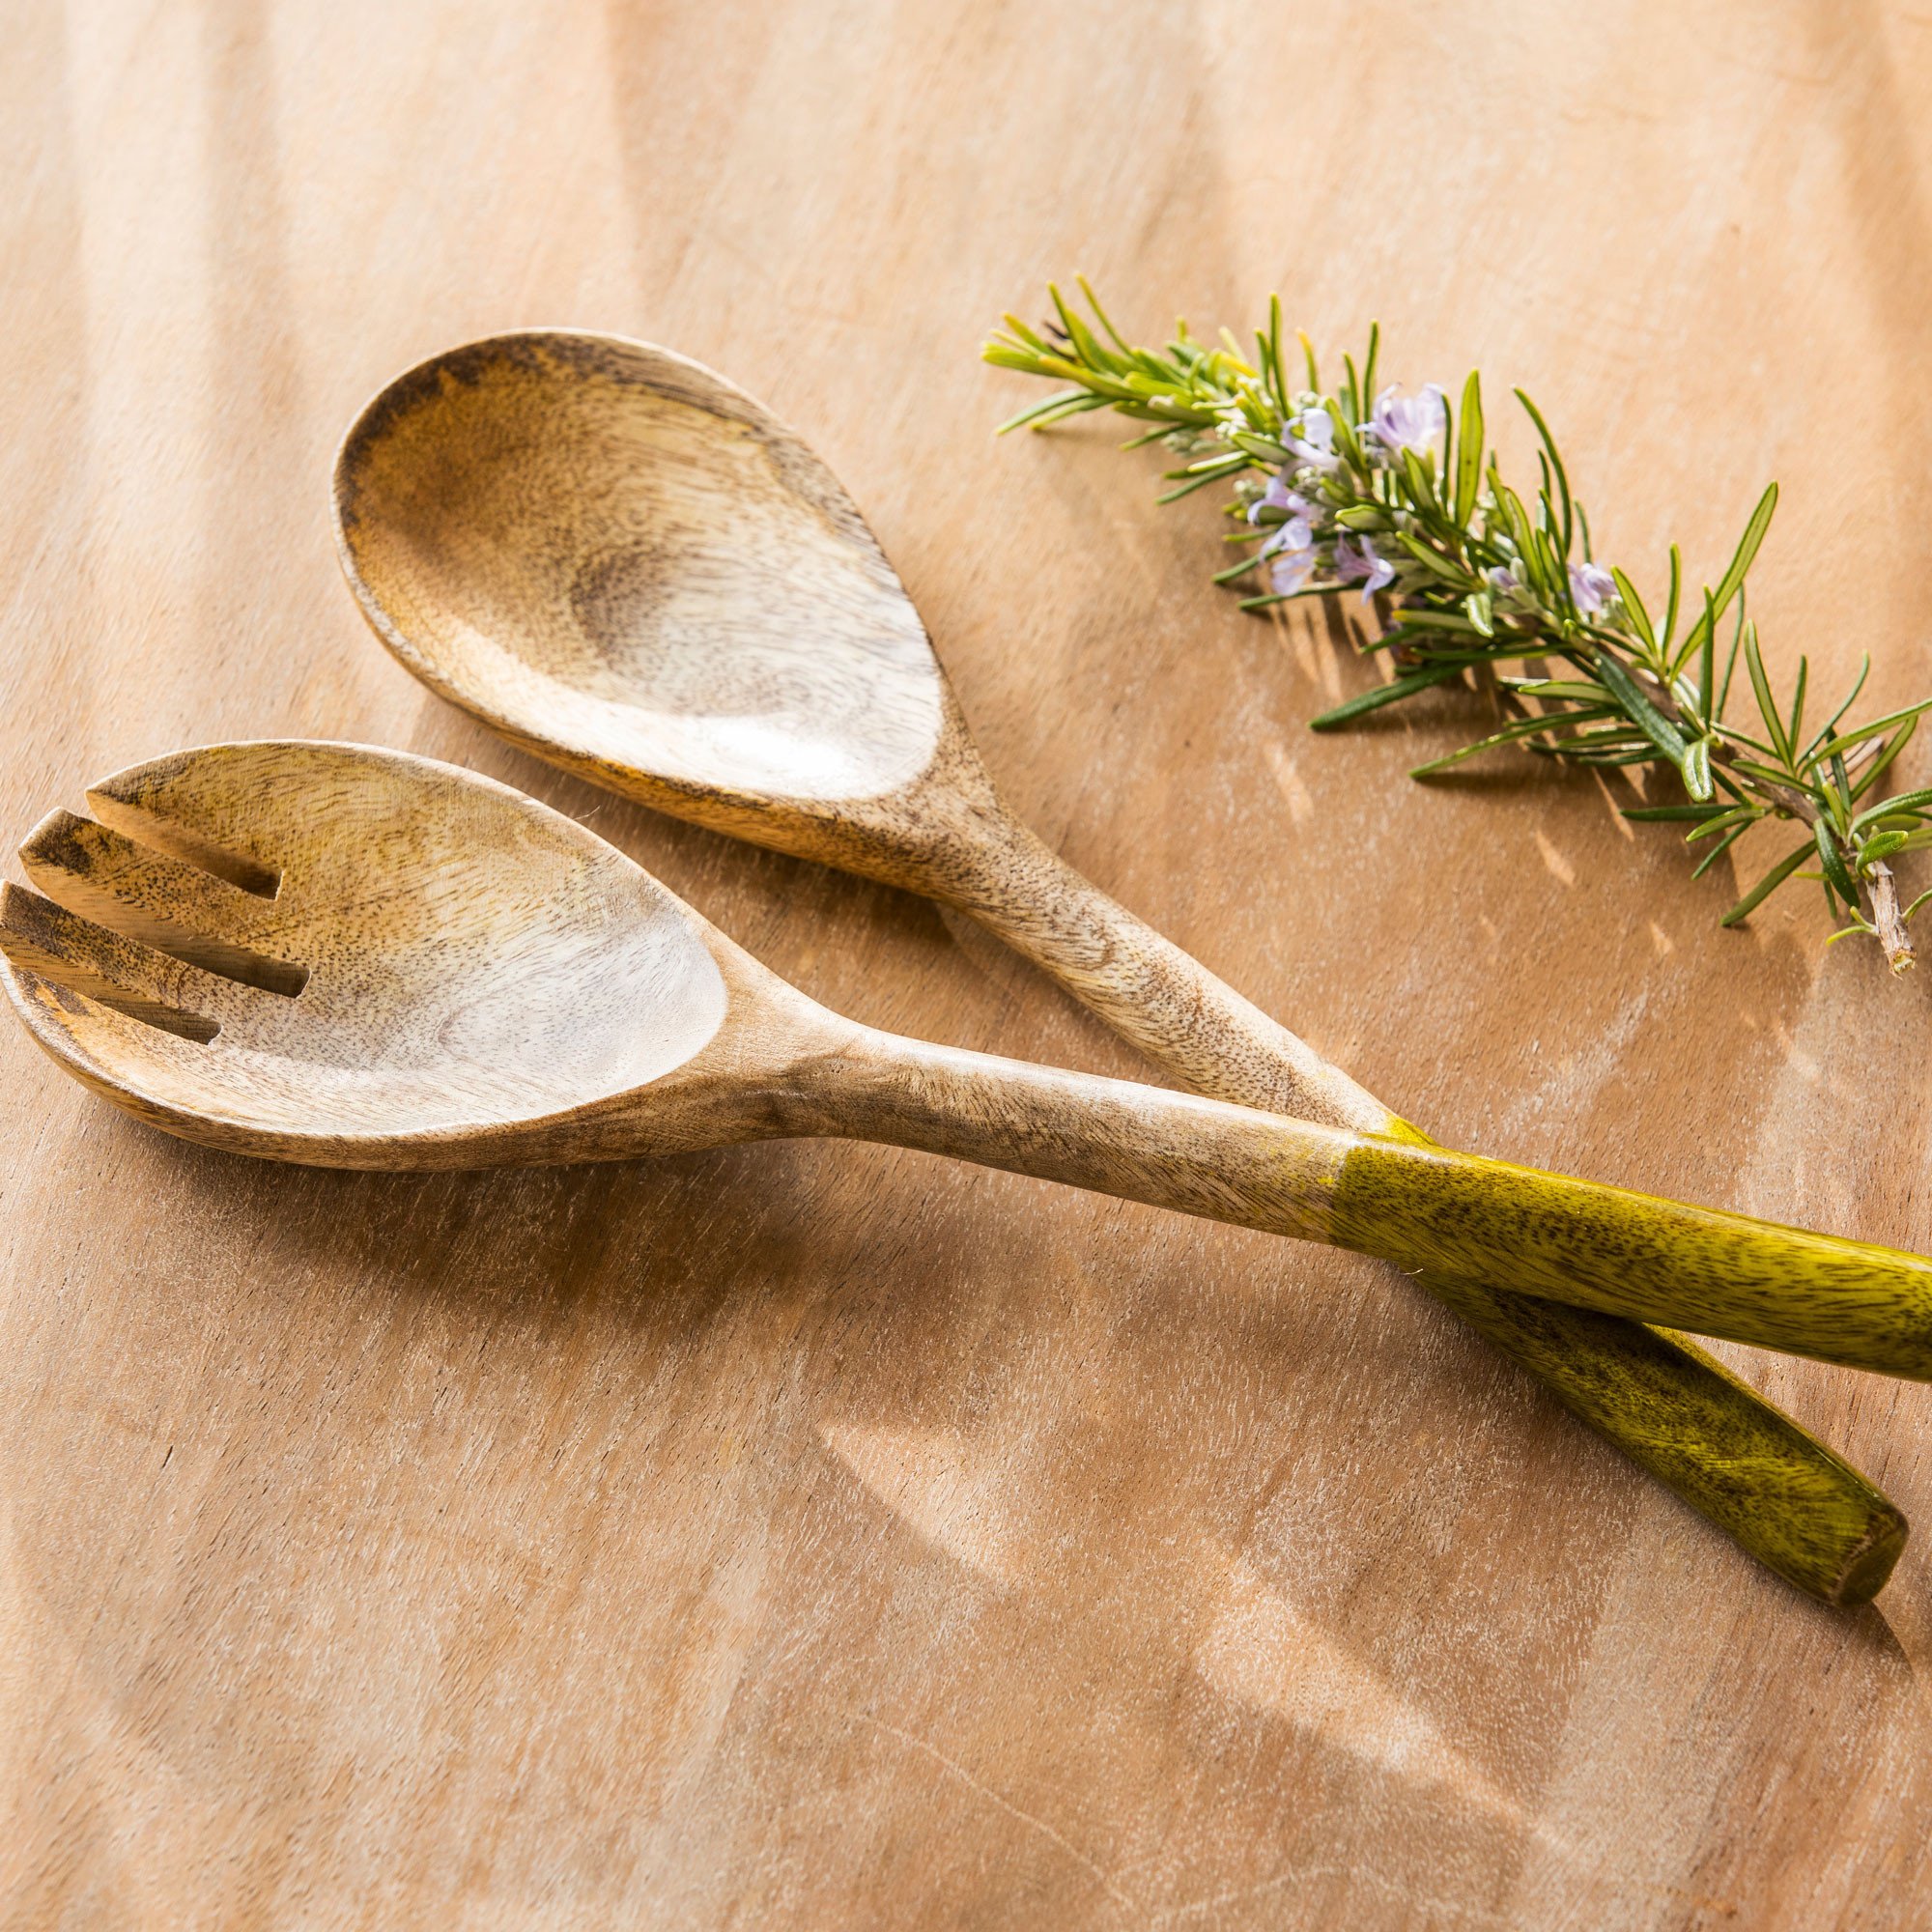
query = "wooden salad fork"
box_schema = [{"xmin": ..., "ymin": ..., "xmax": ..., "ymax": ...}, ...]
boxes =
[
  {"xmin": 6, "ymin": 738, "xmax": 1932, "ymax": 1406},
  {"xmin": 327, "ymin": 329, "xmax": 1916, "ymax": 1603}
]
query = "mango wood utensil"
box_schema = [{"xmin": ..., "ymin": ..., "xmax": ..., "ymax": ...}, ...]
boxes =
[
  {"xmin": 8, "ymin": 739, "xmax": 1932, "ymax": 1407},
  {"xmin": 327, "ymin": 332, "xmax": 1915, "ymax": 1604}
]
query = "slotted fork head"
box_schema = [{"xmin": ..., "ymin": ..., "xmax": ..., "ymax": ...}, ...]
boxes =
[{"xmin": 0, "ymin": 742, "xmax": 735, "ymax": 1165}]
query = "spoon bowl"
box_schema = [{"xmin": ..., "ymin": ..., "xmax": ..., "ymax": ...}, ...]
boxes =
[{"xmin": 336, "ymin": 333, "xmax": 971, "ymax": 883}]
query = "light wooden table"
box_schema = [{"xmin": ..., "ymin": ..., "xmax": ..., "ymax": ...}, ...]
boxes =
[{"xmin": 6, "ymin": 2, "xmax": 1932, "ymax": 1925}]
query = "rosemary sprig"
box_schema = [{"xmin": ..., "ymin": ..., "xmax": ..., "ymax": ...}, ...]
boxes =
[{"xmin": 985, "ymin": 283, "xmax": 1932, "ymax": 974}]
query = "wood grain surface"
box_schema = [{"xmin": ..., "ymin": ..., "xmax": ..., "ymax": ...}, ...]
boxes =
[{"xmin": 6, "ymin": 2, "xmax": 1932, "ymax": 1926}]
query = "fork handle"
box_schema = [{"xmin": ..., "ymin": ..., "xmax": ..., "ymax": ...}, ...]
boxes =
[
  {"xmin": 796, "ymin": 1029, "xmax": 1932, "ymax": 1381},
  {"xmin": 894, "ymin": 810, "xmax": 1907, "ymax": 1602}
]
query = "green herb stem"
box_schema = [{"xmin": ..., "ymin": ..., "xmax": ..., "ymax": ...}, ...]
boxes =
[{"xmin": 985, "ymin": 288, "xmax": 1932, "ymax": 974}]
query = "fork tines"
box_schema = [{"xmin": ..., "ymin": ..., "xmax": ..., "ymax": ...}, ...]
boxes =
[
  {"xmin": 2, "ymin": 791, "xmax": 314, "ymax": 1048},
  {"xmin": 0, "ymin": 883, "xmax": 222, "ymax": 1041},
  {"xmin": 19, "ymin": 808, "xmax": 307, "ymax": 998}
]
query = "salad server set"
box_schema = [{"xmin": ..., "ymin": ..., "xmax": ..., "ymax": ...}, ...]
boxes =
[{"xmin": 2, "ymin": 329, "xmax": 1923, "ymax": 1605}]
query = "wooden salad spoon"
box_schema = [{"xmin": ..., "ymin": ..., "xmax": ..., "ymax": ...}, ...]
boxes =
[
  {"xmin": 327, "ymin": 331, "xmax": 1916, "ymax": 1605},
  {"xmin": 5, "ymin": 739, "xmax": 1932, "ymax": 1403}
]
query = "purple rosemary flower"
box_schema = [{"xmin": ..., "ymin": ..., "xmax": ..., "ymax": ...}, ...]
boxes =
[
  {"xmin": 1248, "ymin": 472, "xmax": 1324, "ymax": 539},
  {"xmin": 1286, "ymin": 409, "xmax": 1341, "ymax": 472},
  {"xmin": 1568, "ymin": 560, "xmax": 1616, "ymax": 616},
  {"xmin": 1247, "ymin": 469, "xmax": 1328, "ymax": 580},
  {"xmin": 1368, "ymin": 383, "xmax": 1445, "ymax": 455},
  {"xmin": 1335, "ymin": 534, "xmax": 1395, "ymax": 603},
  {"xmin": 1486, "ymin": 564, "xmax": 1520, "ymax": 595},
  {"xmin": 1263, "ymin": 515, "xmax": 1314, "ymax": 556},
  {"xmin": 1269, "ymin": 541, "xmax": 1318, "ymax": 595},
  {"xmin": 1247, "ymin": 472, "xmax": 1292, "ymax": 523}
]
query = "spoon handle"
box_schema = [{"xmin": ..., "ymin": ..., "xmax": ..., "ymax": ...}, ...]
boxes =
[
  {"xmin": 801, "ymin": 1031, "xmax": 1932, "ymax": 1382},
  {"xmin": 916, "ymin": 811, "xmax": 1904, "ymax": 1602}
]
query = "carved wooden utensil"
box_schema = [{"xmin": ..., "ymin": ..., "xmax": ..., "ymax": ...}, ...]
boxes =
[
  {"xmin": 6, "ymin": 739, "xmax": 1932, "ymax": 1402},
  {"xmin": 327, "ymin": 331, "xmax": 1913, "ymax": 1605}
]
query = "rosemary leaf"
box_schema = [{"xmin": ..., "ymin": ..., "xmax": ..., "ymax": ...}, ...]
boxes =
[{"xmin": 1309, "ymin": 664, "xmax": 1467, "ymax": 728}]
